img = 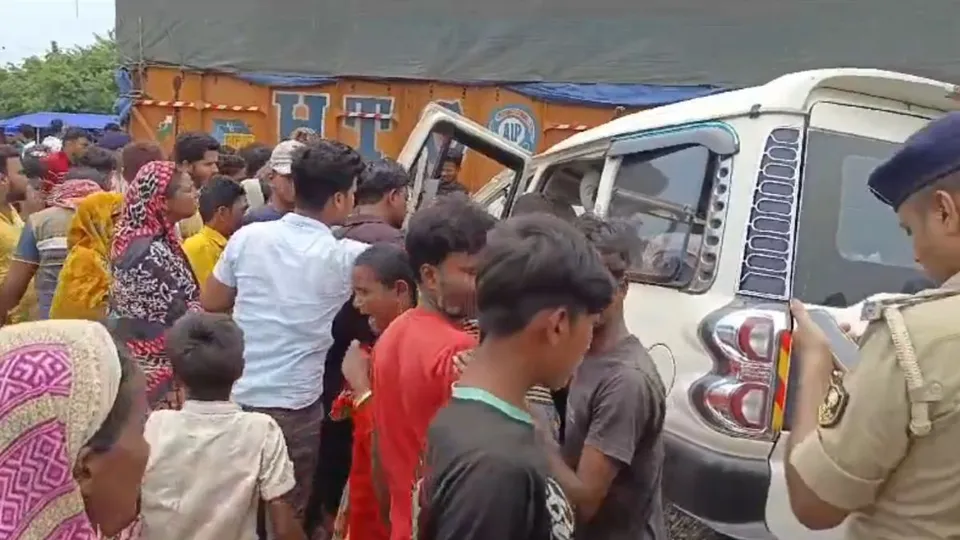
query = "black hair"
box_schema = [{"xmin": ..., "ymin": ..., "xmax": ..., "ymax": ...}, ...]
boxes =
[
  {"xmin": 512, "ymin": 192, "xmax": 578, "ymax": 222},
  {"xmin": 166, "ymin": 312, "xmax": 245, "ymax": 401},
  {"xmin": 477, "ymin": 214, "xmax": 615, "ymax": 338},
  {"xmin": 911, "ymin": 170, "xmax": 960, "ymax": 209},
  {"xmin": 199, "ymin": 175, "xmax": 247, "ymax": 222},
  {"xmin": 64, "ymin": 166, "xmax": 109, "ymax": 189},
  {"xmin": 49, "ymin": 119, "xmax": 64, "ymax": 132},
  {"xmin": 121, "ymin": 141, "xmax": 165, "ymax": 183},
  {"xmin": 0, "ymin": 144, "xmax": 18, "ymax": 175},
  {"xmin": 239, "ymin": 143, "xmax": 273, "ymax": 177},
  {"xmin": 355, "ymin": 243, "xmax": 418, "ymax": 304},
  {"xmin": 405, "ymin": 193, "xmax": 497, "ymax": 281},
  {"xmin": 85, "ymin": 339, "xmax": 138, "ymax": 452},
  {"xmin": 62, "ymin": 127, "xmax": 89, "ymax": 143},
  {"xmin": 441, "ymin": 152, "xmax": 463, "ymax": 168},
  {"xmin": 173, "ymin": 132, "xmax": 220, "ymax": 164},
  {"xmin": 289, "ymin": 140, "xmax": 365, "ymax": 211},
  {"xmin": 75, "ymin": 146, "xmax": 117, "ymax": 175},
  {"xmin": 21, "ymin": 153, "xmax": 47, "ymax": 180},
  {"xmin": 103, "ymin": 123, "xmax": 121, "ymax": 132},
  {"xmin": 218, "ymin": 153, "xmax": 246, "ymax": 178},
  {"xmin": 19, "ymin": 125, "xmax": 36, "ymax": 138},
  {"xmin": 574, "ymin": 213, "xmax": 633, "ymax": 281},
  {"xmin": 356, "ymin": 158, "xmax": 411, "ymax": 205}
]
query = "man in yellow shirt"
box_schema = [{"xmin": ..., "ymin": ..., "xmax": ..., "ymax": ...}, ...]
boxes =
[
  {"xmin": 0, "ymin": 145, "xmax": 37, "ymax": 323},
  {"xmin": 183, "ymin": 176, "xmax": 248, "ymax": 291}
]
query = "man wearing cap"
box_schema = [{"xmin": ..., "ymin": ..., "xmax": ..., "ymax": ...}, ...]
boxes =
[
  {"xmin": 784, "ymin": 112, "xmax": 960, "ymax": 539},
  {"xmin": 242, "ymin": 140, "xmax": 303, "ymax": 225}
]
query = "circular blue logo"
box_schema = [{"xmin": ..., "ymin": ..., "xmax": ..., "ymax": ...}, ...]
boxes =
[{"xmin": 487, "ymin": 105, "xmax": 539, "ymax": 152}]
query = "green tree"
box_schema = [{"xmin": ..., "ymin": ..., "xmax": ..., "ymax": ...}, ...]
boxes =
[{"xmin": 0, "ymin": 34, "xmax": 118, "ymax": 119}]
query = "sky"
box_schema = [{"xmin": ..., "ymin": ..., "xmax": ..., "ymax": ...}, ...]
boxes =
[{"xmin": 1, "ymin": 0, "xmax": 114, "ymax": 65}]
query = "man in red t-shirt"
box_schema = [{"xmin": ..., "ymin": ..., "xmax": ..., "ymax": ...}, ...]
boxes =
[
  {"xmin": 372, "ymin": 195, "xmax": 496, "ymax": 540},
  {"xmin": 41, "ymin": 127, "xmax": 90, "ymax": 195}
]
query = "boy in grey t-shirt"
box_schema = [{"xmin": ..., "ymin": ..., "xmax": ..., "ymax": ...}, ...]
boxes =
[{"xmin": 552, "ymin": 214, "xmax": 667, "ymax": 540}]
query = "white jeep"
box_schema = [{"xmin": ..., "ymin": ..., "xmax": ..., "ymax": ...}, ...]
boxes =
[{"xmin": 396, "ymin": 68, "xmax": 954, "ymax": 539}]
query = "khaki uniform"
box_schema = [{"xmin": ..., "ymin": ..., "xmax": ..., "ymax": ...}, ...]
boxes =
[{"xmin": 790, "ymin": 273, "xmax": 960, "ymax": 539}]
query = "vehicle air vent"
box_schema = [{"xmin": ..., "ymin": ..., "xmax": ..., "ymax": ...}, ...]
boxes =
[{"xmin": 737, "ymin": 128, "xmax": 802, "ymax": 300}]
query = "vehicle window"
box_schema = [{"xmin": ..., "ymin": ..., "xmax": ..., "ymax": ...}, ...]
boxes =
[
  {"xmin": 607, "ymin": 145, "xmax": 711, "ymax": 286},
  {"xmin": 533, "ymin": 160, "xmax": 604, "ymax": 217},
  {"xmin": 794, "ymin": 130, "xmax": 927, "ymax": 307},
  {"xmin": 411, "ymin": 143, "xmax": 510, "ymax": 199},
  {"xmin": 407, "ymin": 119, "xmax": 528, "ymax": 213},
  {"xmin": 476, "ymin": 168, "xmax": 528, "ymax": 217},
  {"xmin": 838, "ymin": 156, "xmax": 916, "ymax": 268}
]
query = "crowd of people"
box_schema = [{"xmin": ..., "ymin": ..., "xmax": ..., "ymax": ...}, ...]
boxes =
[
  {"xmin": 7, "ymin": 107, "xmax": 960, "ymax": 540},
  {"xmin": 0, "ymin": 123, "xmax": 668, "ymax": 540}
]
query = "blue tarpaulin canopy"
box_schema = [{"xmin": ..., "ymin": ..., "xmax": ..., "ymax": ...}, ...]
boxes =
[{"xmin": 0, "ymin": 112, "xmax": 119, "ymax": 133}]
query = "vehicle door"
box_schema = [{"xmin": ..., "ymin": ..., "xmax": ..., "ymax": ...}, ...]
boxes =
[
  {"xmin": 765, "ymin": 101, "xmax": 936, "ymax": 540},
  {"xmin": 396, "ymin": 103, "xmax": 532, "ymax": 219}
]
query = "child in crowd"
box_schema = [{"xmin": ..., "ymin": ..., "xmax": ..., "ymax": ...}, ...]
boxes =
[
  {"xmin": 330, "ymin": 243, "xmax": 418, "ymax": 540},
  {"xmin": 182, "ymin": 175, "xmax": 248, "ymax": 291},
  {"xmin": 416, "ymin": 213, "xmax": 615, "ymax": 540},
  {"xmin": 140, "ymin": 312, "xmax": 305, "ymax": 540}
]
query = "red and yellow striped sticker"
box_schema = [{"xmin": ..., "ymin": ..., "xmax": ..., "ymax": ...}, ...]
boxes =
[{"xmin": 770, "ymin": 331, "xmax": 792, "ymax": 433}]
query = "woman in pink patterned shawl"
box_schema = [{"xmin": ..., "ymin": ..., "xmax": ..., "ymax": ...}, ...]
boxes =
[
  {"xmin": 108, "ymin": 161, "xmax": 200, "ymax": 411},
  {"xmin": 0, "ymin": 320, "xmax": 149, "ymax": 539}
]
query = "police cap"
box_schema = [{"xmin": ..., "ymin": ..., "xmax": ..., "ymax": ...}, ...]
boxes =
[{"xmin": 868, "ymin": 112, "xmax": 960, "ymax": 210}]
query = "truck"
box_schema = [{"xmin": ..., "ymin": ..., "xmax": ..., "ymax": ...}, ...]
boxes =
[
  {"xmin": 115, "ymin": 0, "xmax": 960, "ymax": 195},
  {"xmin": 120, "ymin": 68, "xmax": 722, "ymax": 193}
]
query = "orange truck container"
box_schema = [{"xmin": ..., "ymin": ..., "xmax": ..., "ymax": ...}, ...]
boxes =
[{"xmin": 126, "ymin": 67, "xmax": 717, "ymax": 192}]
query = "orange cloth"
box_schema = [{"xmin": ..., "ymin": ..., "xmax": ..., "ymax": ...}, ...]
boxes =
[{"xmin": 336, "ymin": 396, "xmax": 389, "ymax": 540}]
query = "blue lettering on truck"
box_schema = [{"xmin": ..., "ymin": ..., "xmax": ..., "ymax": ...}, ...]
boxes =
[
  {"xmin": 343, "ymin": 96, "xmax": 395, "ymax": 160},
  {"xmin": 274, "ymin": 91, "xmax": 329, "ymax": 139}
]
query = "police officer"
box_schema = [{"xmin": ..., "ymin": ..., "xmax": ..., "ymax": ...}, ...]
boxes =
[{"xmin": 785, "ymin": 112, "xmax": 960, "ymax": 539}]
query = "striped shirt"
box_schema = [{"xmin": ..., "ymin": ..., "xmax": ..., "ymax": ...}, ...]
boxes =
[{"xmin": 14, "ymin": 206, "xmax": 73, "ymax": 319}]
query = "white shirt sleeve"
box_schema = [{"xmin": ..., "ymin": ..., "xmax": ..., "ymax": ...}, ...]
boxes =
[
  {"xmin": 337, "ymin": 238, "xmax": 370, "ymax": 281},
  {"xmin": 212, "ymin": 229, "xmax": 245, "ymax": 288}
]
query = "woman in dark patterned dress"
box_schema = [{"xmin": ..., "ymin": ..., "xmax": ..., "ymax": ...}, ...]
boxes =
[{"xmin": 109, "ymin": 160, "xmax": 201, "ymax": 410}]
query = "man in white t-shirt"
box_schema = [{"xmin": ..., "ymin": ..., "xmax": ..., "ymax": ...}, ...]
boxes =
[{"xmin": 201, "ymin": 139, "xmax": 368, "ymax": 526}]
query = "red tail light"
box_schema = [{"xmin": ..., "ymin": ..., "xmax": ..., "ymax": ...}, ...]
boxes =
[
  {"xmin": 737, "ymin": 317, "xmax": 774, "ymax": 363},
  {"xmin": 693, "ymin": 306, "xmax": 790, "ymax": 439}
]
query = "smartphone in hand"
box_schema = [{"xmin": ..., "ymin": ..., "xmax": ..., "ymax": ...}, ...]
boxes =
[{"xmin": 805, "ymin": 309, "xmax": 861, "ymax": 371}]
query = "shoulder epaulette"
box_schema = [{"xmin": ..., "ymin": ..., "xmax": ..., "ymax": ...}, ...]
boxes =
[{"xmin": 861, "ymin": 289, "xmax": 960, "ymax": 322}]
